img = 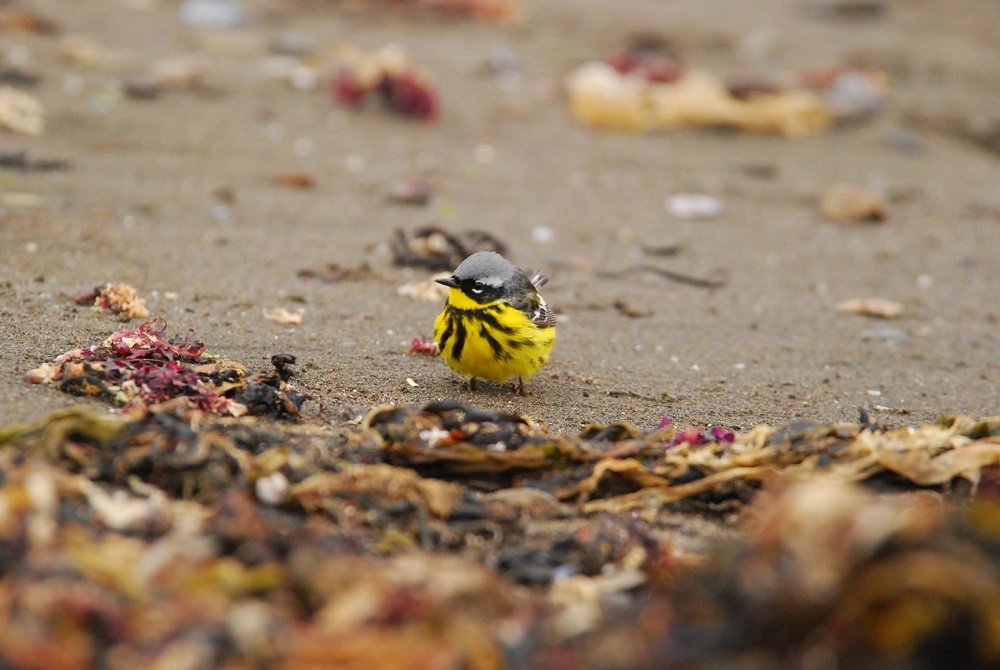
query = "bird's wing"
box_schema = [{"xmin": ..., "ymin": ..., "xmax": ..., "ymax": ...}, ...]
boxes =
[
  {"xmin": 524, "ymin": 270, "xmax": 548, "ymax": 290},
  {"xmin": 530, "ymin": 294, "xmax": 557, "ymax": 328}
]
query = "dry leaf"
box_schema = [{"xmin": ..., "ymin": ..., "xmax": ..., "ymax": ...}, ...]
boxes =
[
  {"xmin": 0, "ymin": 86, "xmax": 44, "ymax": 136},
  {"xmin": 272, "ymin": 172, "xmax": 316, "ymax": 189},
  {"xmin": 397, "ymin": 274, "xmax": 451, "ymax": 302},
  {"xmin": 262, "ymin": 308, "xmax": 304, "ymax": 324},
  {"xmin": 819, "ymin": 183, "xmax": 887, "ymax": 222},
  {"xmin": 836, "ymin": 297, "xmax": 903, "ymax": 318},
  {"xmin": 565, "ymin": 63, "xmax": 832, "ymax": 138}
]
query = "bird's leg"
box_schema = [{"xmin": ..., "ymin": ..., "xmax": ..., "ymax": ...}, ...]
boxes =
[
  {"xmin": 468, "ymin": 377, "xmax": 479, "ymax": 391},
  {"xmin": 516, "ymin": 377, "xmax": 526, "ymax": 395}
]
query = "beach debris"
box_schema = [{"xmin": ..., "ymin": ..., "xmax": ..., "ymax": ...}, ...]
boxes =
[
  {"xmin": 0, "ymin": 86, "xmax": 44, "ymax": 135},
  {"xmin": 409, "ymin": 336, "xmax": 438, "ymax": 356},
  {"xmin": 0, "ymin": 6, "xmax": 59, "ymax": 34},
  {"xmin": 272, "ymin": 171, "xmax": 316, "ymax": 189},
  {"xmin": 565, "ymin": 60, "xmax": 832, "ymax": 138},
  {"xmin": 0, "ymin": 62, "xmax": 41, "ymax": 88},
  {"xmin": 596, "ymin": 264, "xmax": 728, "ymax": 289},
  {"xmin": 331, "ymin": 43, "xmax": 439, "ymax": 121},
  {"xmin": 329, "ymin": 0, "xmax": 521, "ymax": 23},
  {"xmin": 297, "ymin": 262, "xmax": 371, "ymax": 284},
  {"xmin": 860, "ymin": 327, "xmax": 909, "ymax": 342},
  {"xmin": 605, "ymin": 47, "xmax": 684, "ymax": 83},
  {"xmin": 0, "ymin": 149, "xmax": 70, "ymax": 171},
  {"xmin": 397, "ymin": 275, "xmax": 451, "ymax": 302},
  {"xmin": 0, "ymin": 191, "xmax": 43, "ymax": 208},
  {"xmin": 566, "ymin": 49, "xmax": 889, "ymax": 137},
  {"xmin": 122, "ymin": 54, "xmax": 208, "ymax": 98},
  {"xmin": 263, "ymin": 307, "xmax": 304, "ymax": 325},
  {"xmin": 836, "ymin": 297, "xmax": 903, "ymax": 318},
  {"xmin": 905, "ymin": 107, "xmax": 1000, "ymax": 157},
  {"xmin": 532, "ymin": 226, "xmax": 555, "ymax": 244},
  {"xmin": 665, "ymin": 193, "xmax": 724, "ymax": 220},
  {"xmin": 179, "ymin": 0, "xmax": 246, "ymax": 29},
  {"xmin": 1, "ymin": 387, "xmax": 999, "ymax": 668},
  {"xmin": 655, "ymin": 478, "xmax": 1000, "ymax": 669},
  {"xmin": 24, "ymin": 318, "xmax": 305, "ymax": 418},
  {"xmin": 57, "ymin": 34, "xmax": 129, "ymax": 69},
  {"xmin": 819, "ymin": 182, "xmax": 887, "ymax": 222},
  {"xmin": 803, "ymin": 0, "xmax": 887, "ymax": 18},
  {"xmin": 391, "ymin": 226, "xmax": 508, "ymax": 271},
  {"xmin": 612, "ymin": 300, "xmax": 651, "ymax": 318},
  {"xmin": 738, "ymin": 162, "xmax": 780, "ymax": 180},
  {"xmin": 806, "ymin": 66, "xmax": 888, "ymax": 124},
  {"xmin": 408, "ymin": 0, "xmax": 523, "ymax": 23},
  {"xmin": 72, "ymin": 283, "xmax": 150, "ymax": 319},
  {"xmin": 148, "ymin": 54, "xmax": 207, "ymax": 89},
  {"xmin": 386, "ymin": 178, "xmax": 434, "ymax": 205}
]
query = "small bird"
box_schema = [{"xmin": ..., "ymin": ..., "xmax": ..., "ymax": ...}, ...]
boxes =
[{"xmin": 433, "ymin": 251, "xmax": 557, "ymax": 394}]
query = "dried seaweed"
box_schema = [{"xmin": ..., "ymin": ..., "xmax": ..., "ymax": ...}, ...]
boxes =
[
  {"xmin": 391, "ymin": 226, "xmax": 509, "ymax": 271},
  {"xmin": 26, "ymin": 318, "xmax": 306, "ymax": 418},
  {"xmin": 3, "ymin": 379, "xmax": 1000, "ymax": 668},
  {"xmin": 331, "ymin": 43, "xmax": 440, "ymax": 120}
]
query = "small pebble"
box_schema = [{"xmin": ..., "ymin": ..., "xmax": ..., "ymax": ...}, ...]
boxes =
[
  {"xmin": 860, "ymin": 328, "xmax": 909, "ymax": 342},
  {"xmin": 387, "ymin": 179, "xmax": 433, "ymax": 205},
  {"xmin": 532, "ymin": 226, "xmax": 555, "ymax": 243},
  {"xmin": 819, "ymin": 183, "xmax": 886, "ymax": 222},
  {"xmin": 824, "ymin": 70, "xmax": 886, "ymax": 122},
  {"xmin": 179, "ymin": 0, "xmax": 245, "ymax": 29},
  {"xmin": 345, "ymin": 153, "xmax": 366, "ymax": 172},
  {"xmin": 885, "ymin": 128, "xmax": 926, "ymax": 153},
  {"xmin": 803, "ymin": 0, "xmax": 886, "ymax": 17},
  {"xmin": 665, "ymin": 193, "xmax": 724, "ymax": 220},
  {"xmin": 473, "ymin": 143, "xmax": 497, "ymax": 164},
  {"xmin": 836, "ymin": 297, "xmax": 903, "ymax": 318},
  {"xmin": 270, "ymin": 31, "xmax": 320, "ymax": 57},
  {"xmin": 255, "ymin": 471, "xmax": 289, "ymax": 505}
]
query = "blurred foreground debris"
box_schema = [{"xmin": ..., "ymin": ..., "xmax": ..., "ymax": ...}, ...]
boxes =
[
  {"xmin": 1, "ymin": 379, "xmax": 999, "ymax": 667},
  {"xmin": 9, "ymin": 322, "xmax": 1000, "ymax": 669}
]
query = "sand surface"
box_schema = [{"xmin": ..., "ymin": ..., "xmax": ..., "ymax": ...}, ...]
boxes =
[{"xmin": 3, "ymin": 0, "xmax": 999, "ymax": 434}]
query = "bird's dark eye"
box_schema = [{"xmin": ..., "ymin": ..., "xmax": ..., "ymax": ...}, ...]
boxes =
[{"xmin": 469, "ymin": 282, "xmax": 484, "ymax": 294}]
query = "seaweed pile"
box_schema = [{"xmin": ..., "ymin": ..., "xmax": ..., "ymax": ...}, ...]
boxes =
[{"xmin": 3, "ymin": 321, "xmax": 1000, "ymax": 669}]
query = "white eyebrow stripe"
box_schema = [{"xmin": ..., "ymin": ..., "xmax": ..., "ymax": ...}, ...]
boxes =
[{"xmin": 478, "ymin": 275, "xmax": 504, "ymax": 287}]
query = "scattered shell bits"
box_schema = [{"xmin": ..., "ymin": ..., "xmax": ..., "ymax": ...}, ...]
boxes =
[
  {"xmin": 0, "ymin": 86, "xmax": 44, "ymax": 135},
  {"xmin": 262, "ymin": 308, "xmax": 304, "ymax": 325},
  {"xmin": 665, "ymin": 193, "xmax": 724, "ymax": 220},
  {"xmin": 837, "ymin": 297, "xmax": 903, "ymax": 318},
  {"xmin": 565, "ymin": 62, "xmax": 833, "ymax": 138},
  {"xmin": 819, "ymin": 182, "xmax": 887, "ymax": 222}
]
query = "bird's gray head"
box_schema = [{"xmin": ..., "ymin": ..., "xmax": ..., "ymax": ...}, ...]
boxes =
[{"xmin": 435, "ymin": 251, "xmax": 533, "ymax": 304}]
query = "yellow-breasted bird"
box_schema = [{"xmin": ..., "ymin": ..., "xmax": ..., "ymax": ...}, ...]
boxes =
[{"xmin": 433, "ymin": 251, "xmax": 556, "ymax": 394}]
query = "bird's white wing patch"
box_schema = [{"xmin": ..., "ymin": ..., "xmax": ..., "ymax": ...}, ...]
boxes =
[{"xmin": 532, "ymin": 295, "xmax": 557, "ymax": 328}]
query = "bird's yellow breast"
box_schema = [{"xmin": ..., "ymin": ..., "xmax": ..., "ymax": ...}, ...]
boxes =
[{"xmin": 433, "ymin": 288, "xmax": 555, "ymax": 384}]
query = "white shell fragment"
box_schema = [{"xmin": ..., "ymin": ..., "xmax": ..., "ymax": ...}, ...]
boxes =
[{"xmin": 0, "ymin": 86, "xmax": 44, "ymax": 135}]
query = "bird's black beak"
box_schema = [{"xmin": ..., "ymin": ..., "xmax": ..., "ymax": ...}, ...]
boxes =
[{"xmin": 435, "ymin": 276, "xmax": 459, "ymax": 288}]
